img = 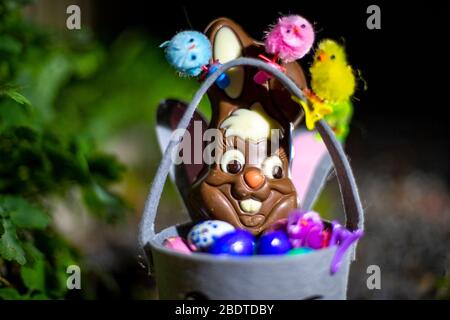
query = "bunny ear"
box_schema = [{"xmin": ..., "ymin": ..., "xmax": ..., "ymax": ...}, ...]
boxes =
[
  {"xmin": 291, "ymin": 129, "xmax": 332, "ymax": 209},
  {"xmin": 268, "ymin": 62, "xmax": 307, "ymax": 126},
  {"xmin": 204, "ymin": 18, "xmax": 306, "ymax": 127},
  {"xmin": 156, "ymin": 99, "xmax": 208, "ymax": 206},
  {"xmin": 205, "ymin": 18, "xmax": 249, "ymax": 99}
]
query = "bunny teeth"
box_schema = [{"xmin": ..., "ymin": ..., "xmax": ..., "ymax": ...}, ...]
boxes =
[{"xmin": 239, "ymin": 199, "xmax": 262, "ymax": 213}]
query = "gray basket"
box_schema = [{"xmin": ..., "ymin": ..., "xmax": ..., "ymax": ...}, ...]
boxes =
[{"xmin": 139, "ymin": 58, "xmax": 364, "ymax": 300}]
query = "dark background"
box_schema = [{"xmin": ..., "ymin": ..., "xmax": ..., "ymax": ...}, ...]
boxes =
[{"xmin": 92, "ymin": 0, "xmax": 449, "ymax": 181}]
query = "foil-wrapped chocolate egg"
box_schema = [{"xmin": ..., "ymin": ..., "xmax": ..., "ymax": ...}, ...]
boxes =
[
  {"xmin": 257, "ymin": 230, "xmax": 292, "ymax": 255},
  {"xmin": 188, "ymin": 220, "xmax": 235, "ymax": 251},
  {"xmin": 163, "ymin": 236, "xmax": 192, "ymax": 254},
  {"xmin": 208, "ymin": 230, "xmax": 255, "ymax": 256},
  {"xmin": 287, "ymin": 210, "xmax": 329, "ymax": 249},
  {"xmin": 287, "ymin": 247, "xmax": 314, "ymax": 256}
]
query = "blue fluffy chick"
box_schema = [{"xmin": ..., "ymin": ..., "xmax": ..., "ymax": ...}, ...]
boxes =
[{"xmin": 160, "ymin": 31, "xmax": 212, "ymax": 77}]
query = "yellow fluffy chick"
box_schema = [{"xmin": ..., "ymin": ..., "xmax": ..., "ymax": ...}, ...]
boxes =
[{"xmin": 310, "ymin": 39, "xmax": 356, "ymax": 103}]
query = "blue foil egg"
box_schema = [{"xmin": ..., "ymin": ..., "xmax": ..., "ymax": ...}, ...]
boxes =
[
  {"xmin": 188, "ymin": 220, "xmax": 235, "ymax": 251},
  {"xmin": 208, "ymin": 230, "xmax": 255, "ymax": 256},
  {"xmin": 257, "ymin": 230, "xmax": 292, "ymax": 255},
  {"xmin": 287, "ymin": 247, "xmax": 314, "ymax": 256}
]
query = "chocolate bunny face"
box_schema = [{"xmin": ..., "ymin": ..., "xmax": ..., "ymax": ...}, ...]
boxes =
[{"xmin": 187, "ymin": 18, "xmax": 307, "ymax": 234}]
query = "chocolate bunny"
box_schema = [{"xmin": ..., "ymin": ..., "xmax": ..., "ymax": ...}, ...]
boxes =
[{"xmin": 178, "ymin": 18, "xmax": 308, "ymax": 235}]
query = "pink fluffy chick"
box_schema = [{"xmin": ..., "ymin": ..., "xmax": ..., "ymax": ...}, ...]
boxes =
[{"xmin": 265, "ymin": 15, "xmax": 315, "ymax": 62}]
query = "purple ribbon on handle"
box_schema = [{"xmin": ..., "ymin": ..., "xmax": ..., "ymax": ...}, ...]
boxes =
[{"xmin": 329, "ymin": 221, "xmax": 364, "ymax": 274}]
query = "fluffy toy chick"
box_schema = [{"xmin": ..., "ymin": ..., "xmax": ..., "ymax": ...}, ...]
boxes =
[
  {"xmin": 323, "ymin": 100, "xmax": 353, "ymax": 141},
  {"xmin": 265, "ymin": 15, "xmax": 315, "ymax": 62},
  {"xmin": 310, "ymin": 39, "xmax": 355, "ymax": 103},
  {"xmin": 160, "ymin": 31, "xmax": 212, "ymax": 77},
  {"xmin": 309, "ymin": 39, "xmax": 356, "ymax": 140}
]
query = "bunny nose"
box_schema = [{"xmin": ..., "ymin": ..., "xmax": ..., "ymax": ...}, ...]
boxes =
[{"xmin": 244, "ymin": 169, "xmax": 265, "ymax": 189}]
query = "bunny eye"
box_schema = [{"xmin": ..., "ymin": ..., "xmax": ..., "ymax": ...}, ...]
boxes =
[
  {"xmin": 262, "ymin": 156, "xmax": 283, "ymax": 179},
  {"xmin": 226, "ymin": 160, "xmax": 242, "ymax": 174},
  {"xmin": 220, "ymin": 149, "xmax": 245, "ymax": 174}
]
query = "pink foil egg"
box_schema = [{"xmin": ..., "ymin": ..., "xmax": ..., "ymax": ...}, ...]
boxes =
[{"xmin": 163, "ymin": 236, "xmax": 192, "ymax": 254}]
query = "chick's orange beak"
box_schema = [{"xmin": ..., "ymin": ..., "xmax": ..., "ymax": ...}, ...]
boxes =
[
  {"xmin": 188, "ymin": 44, "xmax": 196, "ymax": 50},
  {"xmin": 318, "ymin": 52, "xmax": 327, "ymax": 62},
  {"xmin": 293, "ymin": 25, "xmax": 301, "ymax": 35}
]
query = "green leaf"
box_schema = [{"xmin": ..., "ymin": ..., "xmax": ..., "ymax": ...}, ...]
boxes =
[
  {"xmin": 21, "ymin": 243, "xmax": 46, "ymax": 292},
  {"xmin": 71, "ymin": 47, "xmax": 105, "ymax": 79},
  {"xmin": 0, "ymin": 196, "xmax": 49, "ymax": 230},
  {"xmin": 5, "ymin": 90, "xmax": 31, "ymax": 106},
  {"xmin": 0, "ymin": 287, "xmax": 23, "ymax": 300},
  {"xmin": 0, "ymin": 35, "xmax": 23, "ymax": 55},
  {"xmin": 0, "ymin": 218, "xmax": 26, "ymax": 265},
  {"xmin": 0, "ymin": 85, "xmax": 31, "ymax": 106},
  {"xmin": 36, "ymin": 232, "xmax": 78, "ymax": 298},
  {"xmin": 82, "ymin": 183, "xmax": 125, "ymax": 223},
  {"xmin": 10, "ymin": 204, "xmax": 49, "ymax": 230},
  {"xmin": 18, "ymin": 52, "xmax": 73, "ymax": 123}
]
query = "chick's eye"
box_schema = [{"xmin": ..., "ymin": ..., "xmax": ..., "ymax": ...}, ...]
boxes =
[
  {"xmin": 220, "ymin": 149, "xmax": 245, "ymax": 174},
  {"xmin": 189, "ymin": 38, "xmax": 194, "ymax": 43},
  {"xmin": 331, "ymin": 55, "xmax": 335, "ymax": 60},
  {"xmin": 191, "ymin": 54, "xmax": 197, "ymax": 60},
  {"xmin": 262, "ymin": 156, "xmax": 283, "ymax": 179},
  {"xmin": 286, "ymin": 29, "xmax": 291, "ymax": 33},
  {"xmin": 301, "ymin": 24, "xmax": 306, "ymax": 29}
]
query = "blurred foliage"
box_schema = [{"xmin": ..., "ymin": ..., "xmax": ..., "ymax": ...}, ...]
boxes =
[
  {"xmin": 52, "ymin": 30, "xmax": 210, "ymax": 143},
  {"xmin": 0, "ymin": 0, "xmax": 208, "ymax": 299},
  {"xmin": 0, "ymin": 0, "xmax": 128, "ymax": 299},
  {"xmin": 436, "ymin": 275, "xmax": 450, "ymax": 300}
]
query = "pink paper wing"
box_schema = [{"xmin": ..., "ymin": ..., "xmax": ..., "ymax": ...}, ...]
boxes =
[{"xmin": 291, "ymin": 130, "xmax": 332, "ymax": 209}]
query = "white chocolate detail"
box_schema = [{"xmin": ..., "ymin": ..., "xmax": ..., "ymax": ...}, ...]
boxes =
[
  {"xmin": 262, "ymin": 155, "xmax": 283, "ymax": 178},
  {"xmin": 220, "ymin": 103, "xmax": 283, "ymax": 142},
  {"xmin": 213, "ymin": 27, "xmax": 244, "ymax": 98},
  {"xmin": 239, "ymin": 199, "xmax": 262, "ymax": 214}
]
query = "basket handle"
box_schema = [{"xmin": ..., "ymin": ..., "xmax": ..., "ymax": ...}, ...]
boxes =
[{"xmin": 139, "ymin": 57, "xmax": 364, "ymax": 253}]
